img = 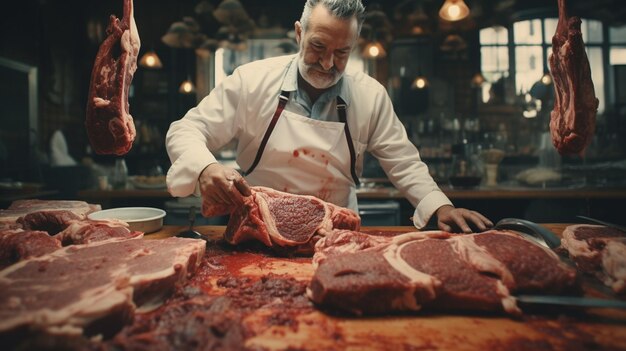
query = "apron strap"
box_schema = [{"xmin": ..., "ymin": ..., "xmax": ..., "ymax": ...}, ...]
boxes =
[
  {"xmin": 337, "ymin": 97, "xmax": 360, "ymax": 186},
  {"xmin": 244, "ymin": 91, "xmax": 290, "ymax": 176}
]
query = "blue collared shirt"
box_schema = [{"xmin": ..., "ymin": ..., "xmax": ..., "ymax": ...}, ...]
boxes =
[{"xmin": 280, "ymin": 58, "xmax": 350, "ymax": 122}]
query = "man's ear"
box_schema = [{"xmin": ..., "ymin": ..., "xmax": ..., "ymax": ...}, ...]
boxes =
[{"xmin": 294, "ymin": 21, "xmax": 302, "ymax": 44}]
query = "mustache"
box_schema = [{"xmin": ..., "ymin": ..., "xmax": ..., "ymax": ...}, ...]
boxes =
[{"xmin": 307, "ymin": 63, "xmax": 338, "ymax": 75}]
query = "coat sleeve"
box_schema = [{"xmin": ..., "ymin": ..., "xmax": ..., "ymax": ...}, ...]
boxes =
[
  {"xmin": 165, "ymin": 68, "xmax": 246, "ymax": 197},
  {"xmin": 366, "ymin": 87, "xmax": 452, "ymax": 229}
]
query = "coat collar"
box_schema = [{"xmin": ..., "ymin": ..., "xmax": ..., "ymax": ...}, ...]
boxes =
[{"xmin": 281, "ymin": 55, "xmax": 351, "ymax": 107}]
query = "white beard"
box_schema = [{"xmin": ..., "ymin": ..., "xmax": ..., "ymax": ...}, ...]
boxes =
[{"xmin": 297, "ymin": 54, "xmax": 343, "ymax": 90}]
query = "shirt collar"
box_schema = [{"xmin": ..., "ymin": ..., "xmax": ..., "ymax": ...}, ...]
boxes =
[{"xmin": 281, "ymin": 55, "xmax": 351, "ymax": 107}]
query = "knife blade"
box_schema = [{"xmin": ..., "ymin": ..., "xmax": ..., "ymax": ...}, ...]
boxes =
[
  {"xmin": 576, "ymin": 215, "xmax": 626, "ymax": 233},
  {"xmin": 516, "ymin": 295, "xmax": 626, "ymax": 309}
]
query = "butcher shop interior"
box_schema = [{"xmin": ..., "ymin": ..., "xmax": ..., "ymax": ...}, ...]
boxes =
[
  {"xmin": 1, "ymin": 0, "xmax": 626, "ymax": 349},
  {"xmin": 1, "ymin": 0, "xmax": 625, "ymax": 225}
]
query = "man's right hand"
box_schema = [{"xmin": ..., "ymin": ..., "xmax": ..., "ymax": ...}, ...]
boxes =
[{"xmin": 198, "ymin": 163, "xmax": 252, "ymax": 208}]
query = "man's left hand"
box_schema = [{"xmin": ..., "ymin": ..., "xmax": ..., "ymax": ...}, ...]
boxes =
[{"xmin": 436, "ymin": 205, "xmax": 493, "ymax": 233}]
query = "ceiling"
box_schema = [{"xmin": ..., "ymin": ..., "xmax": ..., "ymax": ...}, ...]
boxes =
[{"xmin": 380, "ymin": 0, "xmax": 626, "ymax": 28}]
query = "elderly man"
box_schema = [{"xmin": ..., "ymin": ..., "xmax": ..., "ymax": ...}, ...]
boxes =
[{"xmin": 166, "ymin": 0, "xmax": 492, "ymax": 233}]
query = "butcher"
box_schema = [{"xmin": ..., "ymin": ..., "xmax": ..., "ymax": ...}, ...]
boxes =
[{"xmin": 165, "ymin": 0, "xmax": 492, "ymax": 233}]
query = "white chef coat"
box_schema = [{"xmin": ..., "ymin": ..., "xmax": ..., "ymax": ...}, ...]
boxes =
[{"xmin": 166, "ymin": 54, "xmax": 452, "ymax": 228}]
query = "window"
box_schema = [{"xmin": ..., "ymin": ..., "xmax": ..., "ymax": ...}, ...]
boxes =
[
  {"xmin": 610, "ymin": 26, "xmax": 626, "ymax": 65},
  {"xmin": 480, "ymin": 18, "xmax": 612, "ymax": 113},
  {"xmin": 479, "ymin": 26, "xmax": 509, "ymax": 103}
]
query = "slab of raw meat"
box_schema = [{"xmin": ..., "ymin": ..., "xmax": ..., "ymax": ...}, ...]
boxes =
[
  {"xmin": 0, "ymin": 237, "xmax": 205, "ymax": 340},
  {"xmin": 0, "ymin": 200, "xmax": 101, "ymax": 229},
  {"xmin": 85, "ymin": 0, "xmax": 140, "ymax": 155},
  {"xmin": 203, "ymin": 186, "xmax": 360, "ymax": 254},
  {"xmin": 0, "ymin": 229, "xmax": 61, "ymax": 269},
  {"xmin": 549, "ymin": 0, "xmax": 599, "ymax": 156},
  {"xmin": 54, "ymin": 219, "xmax": 143, "ymax": 245},
  {"xmin": 309, "ymin": 230, "xmax": 578, "ymax": 315},
  {"xmin": 17, "ymin": 210, "xmax": 82, "ymax": 235},
  {"xmin": 561, "ymin": 224, "xmax": 626, "ymax": 293}
]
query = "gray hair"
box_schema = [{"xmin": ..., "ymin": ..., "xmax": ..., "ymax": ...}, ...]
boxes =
[{"xmin": 299, "ymin": 0, "xmax": 366, "ymax": 34}]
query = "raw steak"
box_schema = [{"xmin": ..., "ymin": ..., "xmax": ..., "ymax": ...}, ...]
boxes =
[
  {"xmin": 17, "ymin": 210, "xmax": 81, "ymax": 235},
  {"xmin": 203, "ymin": 186, "xmax": 360, "ymax": 254},
  {"xmin": 0, "ymin": 237, "xmax": 205, "ymax": 340},
  {"xmin": 0, "ymin": 200, "xmax": 101, "ymax": 229},
  {"xmin": 309, "ymin": 230, "xmax": 578, "ymax": 315},
  {"xmin": 549, "ymin": 0, "xmax": 598, "ymax": 156},
  {"xmin": 561, "ymin": 224, "xmax": 626, "ymax": 293},
  {"xmin": 54, "ymin": 219, "xmax": 142, "ymax": 245},
  {"xmin": 0, "ymin": 229, "xmax": 61, "ymax": 269},
  {"xmin": 85, "ymin": 0, "xmax": 140, "ymax": 155}
]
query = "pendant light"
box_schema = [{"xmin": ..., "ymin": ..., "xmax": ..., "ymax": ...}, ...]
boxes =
[
  {"xmin": 439, "ymin": 0, "xmax": 470, "ymax": 22},
  {"xmin": 139, "ymin": 49, "xmax": 163, "ymax": 69},
  {"xmin": 541, "ymin": 71, "xmax": 553, "ymax": 85},
  {"xmin": 471, "ymin": 72, "xmax": 486, "ymax": 87},
  {"xmin": 362, "ymin": 41, "xmax": 387, "ymax": 59},
  {"xmin": 412, "ymin": 75, "xmax": 429, "ymax": 90},
  {"xmin": 179, "ymin": 76, "xmax": 196, "ymax": 94}
]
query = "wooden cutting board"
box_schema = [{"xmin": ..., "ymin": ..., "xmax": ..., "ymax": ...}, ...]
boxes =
[{"xmin": 148, "ymin": 225, "xmax": 626, "ymax": 351}]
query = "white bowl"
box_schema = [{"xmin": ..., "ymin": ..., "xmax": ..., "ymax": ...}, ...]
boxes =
[{"xmin": 88, "ymin": 207, "xmax": 166, "ymax": 234}]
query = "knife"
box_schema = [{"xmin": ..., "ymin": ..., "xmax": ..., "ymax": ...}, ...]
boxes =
[
  {"xmin": 516, "ymin": 295, "xmax": 626, "ymax": 309},
  {"xmin": 576, "ymin": 215, "xmax": 626, "ymax": 233}
]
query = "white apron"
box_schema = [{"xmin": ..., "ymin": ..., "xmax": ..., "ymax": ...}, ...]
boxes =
[{"xmin": 242, "ymin": 91, "xmax": 360, "ymax": 211}]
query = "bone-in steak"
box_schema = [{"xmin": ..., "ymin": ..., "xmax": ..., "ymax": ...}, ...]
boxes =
[
  {"xmin": 203, "ymin": 186, "xmax": 360, "ymax": 254},
  {"xmin": 0, "ymin": 237, "xmax": 205, "ymax": 341},
  {"xmin": 561, "ymin": 224, "xmax": 626, "ymax": 293},
  {"xmin": 309, "ymin": 230, "xmax": 578, "ymax": 315}
]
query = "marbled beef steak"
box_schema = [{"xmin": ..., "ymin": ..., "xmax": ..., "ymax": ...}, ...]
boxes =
[
  {"xmin": 203, "ymin": 186, "xmax": 360, "ymax": 254},
  {"xmin": 561, "ymin": 224, "xmax": 626, "ymax": 293},
  {"xmin": 309, "ymin": 230, "xmax": 579, "ymax": 315}
]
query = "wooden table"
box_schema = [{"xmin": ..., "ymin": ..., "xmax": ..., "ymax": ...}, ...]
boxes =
[{"xmin": 143, "ymin": 224, "xmax": 626, "ymax": 351}]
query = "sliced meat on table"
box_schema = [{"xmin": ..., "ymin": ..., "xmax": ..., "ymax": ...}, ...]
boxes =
[
  {"xmin": 309, "ymin": 230, "xmax": 578, "ymax": 315},
  {"xmin": 17, "ymin": 210, "xmax": 82, "ymax": 235},
  {"xmin": 549, "ymin": 0, "xmax": 599, "ymax": 156},
  {"xmin": 54, "ymin": 219, "xmax": 142, "ymax": 245},
  {"xmin": 0, "ymin": 229, "xmax": 62, "ymax": 269},
  {"xmin": 0, "ymin": 237, "xmax": 205, "ymax": 341},
  {"xmin": 561, "ymin": 224, "xmax": 626, "ymax": 293},
  {"xmin": 203, "ymin": 186, "xmax": 360, "ymax": 254},
  {"xmin": 0, "ymin": 200, "xmax": 101, "ymax": 229},
  {"xmin": 85, "ymin": 0, "xmax": 139, "ymax": 155}
]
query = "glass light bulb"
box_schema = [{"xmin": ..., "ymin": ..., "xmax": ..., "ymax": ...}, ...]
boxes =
[
  {"xmin": 368, "ymin": 46, "xmax": 380, "ymax": 57},
  {"xmin": 447, "ymin": 4, "xmax": 461, "ymax": 19},
  {"xmin": 415, "ymin": 78, "xmax": 426, "ymax": 89}
]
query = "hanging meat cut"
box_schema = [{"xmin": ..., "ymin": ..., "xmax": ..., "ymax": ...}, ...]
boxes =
[
  {"xmin": 549, "ymin": 0, "xmax": 599, "ymax": 156},
  {"xmin": 309, "ymin": 230, "xmax": 578, "ymax": 315},
  {"xmin": 85, "ymin": 0, "xmax": 140, "ymax": 155},
  {"xmin": 560, "ymin": 224, "xmax": 626, "ymax": 294},
  {"xmin": 203, "ymin": 186, "xmax": 361, "ymax": 254}
]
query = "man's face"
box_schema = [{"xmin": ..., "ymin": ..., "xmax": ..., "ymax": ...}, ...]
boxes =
[{"xmin": 295, "ymin": 5, "xmax": 359, "ymax": 89}]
